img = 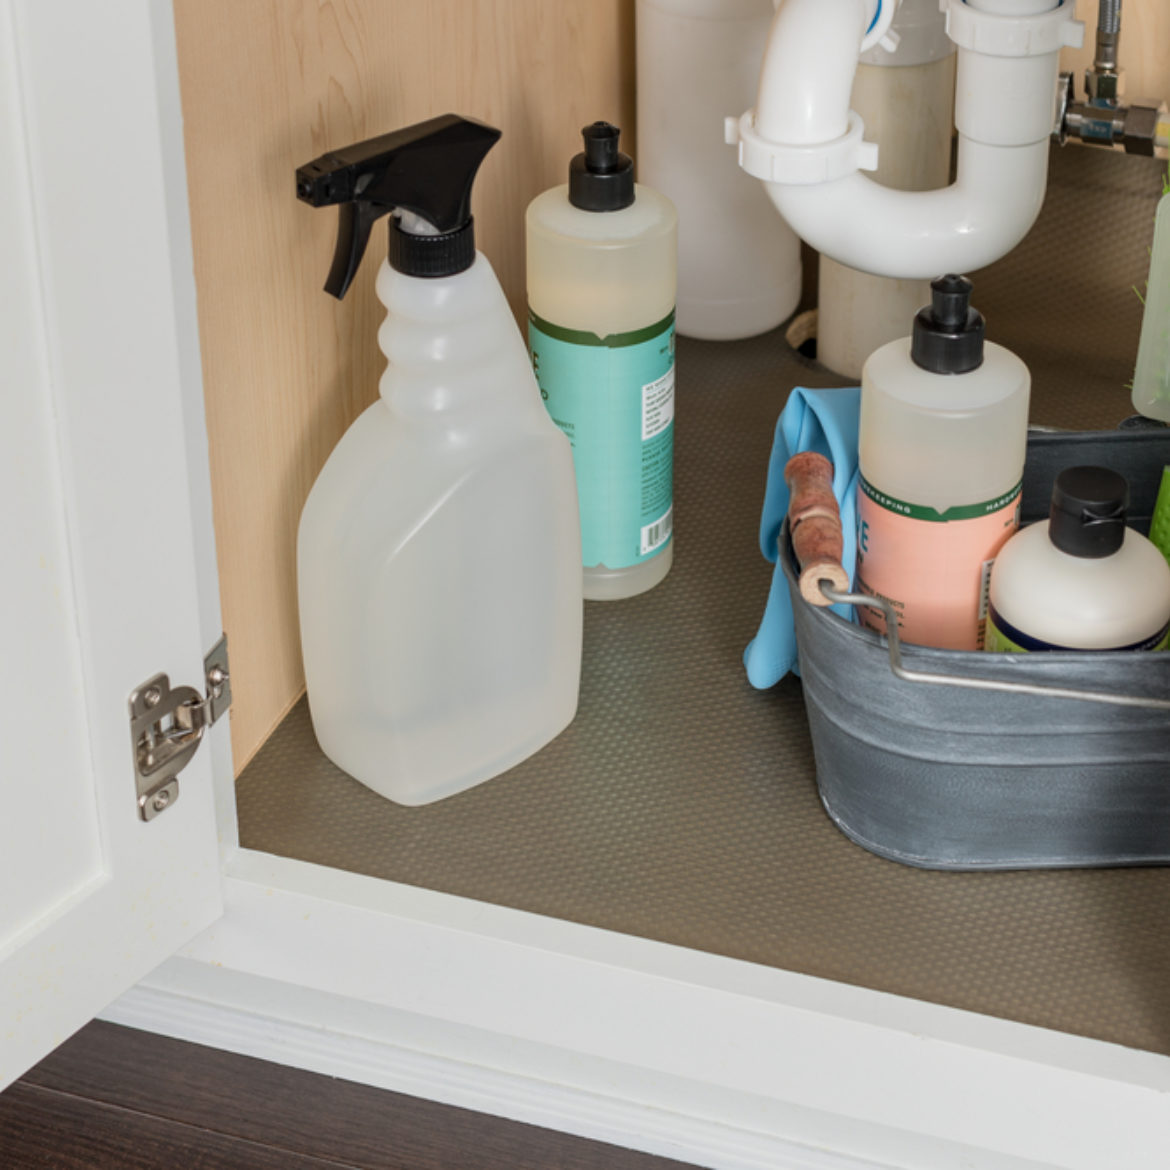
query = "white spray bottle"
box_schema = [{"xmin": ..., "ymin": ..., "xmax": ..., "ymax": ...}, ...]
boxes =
[{"xmin": 295, "ymin": 115, "xmax": 582, "ymax": 806}]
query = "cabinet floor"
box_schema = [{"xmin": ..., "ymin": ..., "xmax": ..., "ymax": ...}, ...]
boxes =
[
  {"xmin": 0, "ymin": 1022, "xmax": 697, "ymax": 1170},
  {"xmin": 237, "ymin": 144, "xmax": 1170, "ymax": 1060}
]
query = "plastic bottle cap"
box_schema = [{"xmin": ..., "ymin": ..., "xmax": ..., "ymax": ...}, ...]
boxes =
[
  {"xmin": 910, "ymin": 274, "xmax": 985, "ymax": 375},
  {"xmin": 1048, "ymin": 465, "xmax": 1129, "ymax": 558},
  {"xmin": 569, "ymin": 122, "xmax": 635, "ymax": 212},
  {"xmin": 388, "ymin": 216, "xmax": 476, "ymax": 277}
]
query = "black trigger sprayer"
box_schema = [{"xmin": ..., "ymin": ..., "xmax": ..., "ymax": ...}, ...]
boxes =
[{"xmin": 295, "ymin": 114, "xmax": 501, "ymax": 298}]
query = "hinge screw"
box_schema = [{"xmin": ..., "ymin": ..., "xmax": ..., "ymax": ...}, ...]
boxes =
[
  {"xmin": 144, "ymin": 686, "xmax": 162, "ymax": 708},
  {"xmin": 152, "ymin": 789, "xmax": 172, "ymax": 813}
]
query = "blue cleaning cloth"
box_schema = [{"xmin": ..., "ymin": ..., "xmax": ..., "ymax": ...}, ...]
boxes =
[{"xmin": 744, "ymin": 386, "xmax": 861, "ymax": 689}]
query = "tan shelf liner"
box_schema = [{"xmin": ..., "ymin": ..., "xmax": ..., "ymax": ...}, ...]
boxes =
[{"xmin": 237, "ymin": 146, "xmax": 1170, "ymax": 1057}]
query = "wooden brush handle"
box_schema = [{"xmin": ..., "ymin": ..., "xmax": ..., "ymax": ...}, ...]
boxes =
[{"xmin": 785, "ymin": 452, "xmax": 849, "ymax": 606}]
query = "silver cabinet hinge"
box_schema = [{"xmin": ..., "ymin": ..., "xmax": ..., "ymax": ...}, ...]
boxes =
[{"xmin": 128, "ymin": 635, "xmax": 231, "ymax": 821}]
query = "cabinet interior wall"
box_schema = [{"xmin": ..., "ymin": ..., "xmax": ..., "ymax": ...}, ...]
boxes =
[
  {"xmin": 173, "ymin": 0, "xmax": 635, "ymax": 771},
  {"xmin": 174, "ymin": 0, "xmax": 1168, "ymax": 777}
]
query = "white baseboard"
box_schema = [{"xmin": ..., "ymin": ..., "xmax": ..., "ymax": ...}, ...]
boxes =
[
  {"xmin": 102, "ymin": 851, "xmax": 1170, "ymax": 1170},
  {"xmin": 105, "ymin": 967, "xmax": 909, "ymax": 1170}
]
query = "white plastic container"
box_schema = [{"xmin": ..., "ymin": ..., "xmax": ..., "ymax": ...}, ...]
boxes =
[
  {"xmin": 986, "ymin": 466, "xmax": 1170, "ymax": 652},
  {"xmin": 1132, "ymin": 191, "xmax": 1170, "ymax": 423},
  {"xmin": 635, "ymin": 0, "xmax": 800, "ymax": 339},
  {"xmin": 296, "ymin": 116, "xmax": 582, "ymax": 805},
  {"xmin": 856, "ymin": 275, "xmax": 1029, "ymax": 650},
  {"xmin": 527, "ymin": 123, "xmax": 678, "ymax": 601}
]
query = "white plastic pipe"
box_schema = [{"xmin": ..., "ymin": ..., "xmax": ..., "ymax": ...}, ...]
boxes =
[
  {"xmin": 755, "ymin": 0, "xmax": 879, "ymax": 144},
  {"xmin": 777, "ymin": 136, "xmax": 1049, "ymax": 278},
  {"xmin": 817, "ymin": 0, "xmax": 956, "ymax": 378},
  {"xmin": 745, "ymin": 0, "xmax": 1074, "ymax": 280}
]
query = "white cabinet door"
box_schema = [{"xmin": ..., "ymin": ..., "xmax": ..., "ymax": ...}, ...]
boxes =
[{"xmin": 0, "ymin": 0, "xmax": 224, "ymax": 1086}]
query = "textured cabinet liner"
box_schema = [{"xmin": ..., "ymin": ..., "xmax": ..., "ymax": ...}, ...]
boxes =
[{"xmin": 238, "ymin": 147, "xmax": 1170, "ymax": 1056}]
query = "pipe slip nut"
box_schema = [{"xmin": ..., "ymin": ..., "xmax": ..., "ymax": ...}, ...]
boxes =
[
  {"xmin": 727, "ymin": 109, "xmax": 879, "ymax": 186},
  {"xmin": 941, "ymin": 0, "xmax": 1084, "ymax": 58}
]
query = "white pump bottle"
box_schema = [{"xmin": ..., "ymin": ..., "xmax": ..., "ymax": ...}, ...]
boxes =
[{"xmin": 856, "ymin": 275, "xmax": 1030, "ymax": 650}]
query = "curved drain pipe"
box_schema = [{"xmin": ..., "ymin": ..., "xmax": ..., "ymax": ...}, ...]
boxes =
[{"xmin": 729, "ymin": 0, "xmax": 1085, "ymax": 280}]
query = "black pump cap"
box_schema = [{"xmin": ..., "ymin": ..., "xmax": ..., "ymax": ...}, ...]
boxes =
[
  {"xmin": 1048, "ymin": 466, "xmax": 1129, "ymax": 558},
  {"xmin": 911, "ymin": 274, "xmax": 985, "ymax": 374},
  {"xmin": 569, "ymin": 122, "xmax": 634, "ymax": 211},
  {"xmin": 295, "ymin": 114, "xmax": 501, "ymax": 296}
]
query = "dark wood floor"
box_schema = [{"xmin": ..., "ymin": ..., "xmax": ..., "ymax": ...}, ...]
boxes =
[{"xmin": 1, "ymin": 1021, "xmax": 700, "ymax": 1169}]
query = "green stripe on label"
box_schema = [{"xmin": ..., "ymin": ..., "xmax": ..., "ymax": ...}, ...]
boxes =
[
  {"xmin": 858, "ymin": 473, "xmax": 1022, "ymax": 522},
  {"xmin": 528, "ymin": 309, "xmax": 676, "ymax": 349},
  {"xmin": 987, "ymin": 605, "xmax": 1170, "ymax": 653}
]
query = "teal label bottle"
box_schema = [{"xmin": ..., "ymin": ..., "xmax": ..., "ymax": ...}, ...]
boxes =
[{"xmin": 529, "ymin": 310, "xmax": 675, "ymax": 570}]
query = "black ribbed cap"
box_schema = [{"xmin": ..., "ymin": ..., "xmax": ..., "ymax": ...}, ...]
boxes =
[
  {"xmin": 389, "ymin": 216, "xmax": 476, "ymax": 277},
  {"xmin": 569, "ymin": 122, "xmax": 634, "ymax": 211},
  {"xmin": 911, "ymin": 274, "xmax": 985, "ymax": 374},
  {"xmin": 1048, "ymin": 465, "xmax": 1129, "ymax": 558}
]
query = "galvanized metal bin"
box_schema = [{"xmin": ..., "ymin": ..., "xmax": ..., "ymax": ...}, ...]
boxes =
[{"xmin": 782, "ymin": 428, "xmax": 1170, "ymax": 870}]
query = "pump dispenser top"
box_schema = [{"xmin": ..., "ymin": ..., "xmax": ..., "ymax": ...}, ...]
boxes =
[
  {"xmin": 569, "ymin": 122, "xmax": 634, "ymax": 211},
  {"xmin": 295, "ymin": 114, "xmax": 500, "ymax": 296},
  {"xmin": 911, "ymin": 274, "xmax": 985, "ymax": 375}
]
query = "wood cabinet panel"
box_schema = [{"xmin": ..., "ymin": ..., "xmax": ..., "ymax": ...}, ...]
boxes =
[
  {"xmin": 178, "ymin": 0, "xmax": 1167, "ymax": 776},
  {"xmin": 174, "ymin": 1, "xmax": 634, "ymax": 770}
]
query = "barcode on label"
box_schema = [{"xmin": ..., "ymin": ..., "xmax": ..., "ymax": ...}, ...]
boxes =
[
  {"xmin": 976, "ymin": 559, "xmax": 997, "ymax": 649},
  {"xmin": 979, "ymin": 558, "xmax": 995, "ymax": 622},
  {"xmin": 641, "ymin": 506, "xmax": 673, "ymax": 556}
]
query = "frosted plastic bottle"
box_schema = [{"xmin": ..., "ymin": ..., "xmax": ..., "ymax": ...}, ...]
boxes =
[
  {"xmin": 1132, "ymin": 191, "xmax": 1170, "ymax": 422},
  {"xmin": 986, "ymin": 466, "xmax": 1170, "ymax": 652},
  {"xmin": 856, "ymin": 275, "xmax": 1029, "ymax": 650},
  {"xmin": 295, "ymin": 116, "xmax": 582, "ymax": 805},
  {"xmin": 527, "ymin": 123, "xmax": 678, "ymax": 601},
  {"xmin": 635, "ymin": 0, "xmax": 801, "ymax": 340}
]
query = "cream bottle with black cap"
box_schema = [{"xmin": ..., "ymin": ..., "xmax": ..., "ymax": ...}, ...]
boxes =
[{"xmin": 985, "ymin": 466, "xmax": 1170, "ymax": 653}]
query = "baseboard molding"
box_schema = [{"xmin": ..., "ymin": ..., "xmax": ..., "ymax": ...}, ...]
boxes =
[
  {"xmin": 105, "ymin": 973, "xmax": 894, "ymax": 1170},
  {"xmin": 101, "ymin": 853, "xmax": 1169, "ymax": 1170}
]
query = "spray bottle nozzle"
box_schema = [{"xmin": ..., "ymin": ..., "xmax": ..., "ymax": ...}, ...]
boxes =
[
  {"xmin": 295, "ymin": 155, "xmax": 359, "ymax": 206},
  {"xmin": 296, "ymin": 114, "xmax": 501, "ymax": 298}
]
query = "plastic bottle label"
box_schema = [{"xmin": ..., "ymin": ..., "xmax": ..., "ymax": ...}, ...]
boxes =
[
  {"xmin": 529, "ymin": 309, "xmax": 675, "ymax": 570},
  {"xmin": 855, "ymin": 474, "xmax": 1022, "ymax": 650},
  {"xmin": 985, "ymin": 606, "xmax": 1170, "ymax": 652}
]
